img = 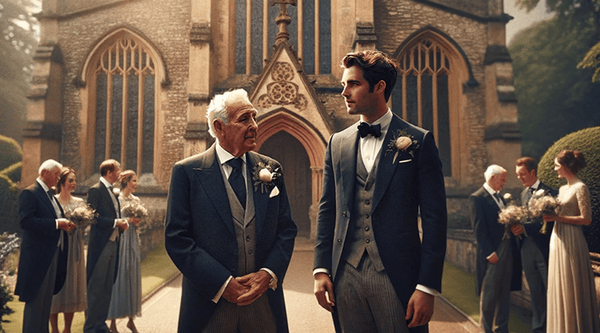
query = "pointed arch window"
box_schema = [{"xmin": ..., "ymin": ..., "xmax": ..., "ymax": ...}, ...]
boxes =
[
  {"xmin": 92, "ymin": 37, "xmax": 155, "ymax": 175},
  {"xmin": 392, "ymin": 38, "xmax": 452, "ymax": 177}
]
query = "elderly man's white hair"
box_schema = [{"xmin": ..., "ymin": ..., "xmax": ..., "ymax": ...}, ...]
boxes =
[
  {"xmin": 484, "ymin": 164, "xmax": 506, "ymax": 183},
  {"xmin": 38, "ymin": 159, "xmax": 63, "ymax": 175},
  {"xmin": 206, "ymin": 89, "xmax": 251, "ymax": 138}
]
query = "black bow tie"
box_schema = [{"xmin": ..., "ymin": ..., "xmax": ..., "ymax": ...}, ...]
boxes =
[{"xmin": 358, "ymin": 122, "xmax": 381, "ymax": 138}]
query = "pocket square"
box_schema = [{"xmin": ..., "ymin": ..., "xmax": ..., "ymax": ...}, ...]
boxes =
[
  {"xmin": 398, "ymin": 159, "xmax": 412, "ymax": 164},
  {"xmin": 269, "ymin": 186, "xmax": 280, "ymax": 198}
]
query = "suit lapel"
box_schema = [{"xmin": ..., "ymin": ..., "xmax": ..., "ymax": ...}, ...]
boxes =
[
  {"xmin": 35, "ymin": 183, "xmax": 58, "ymax": 219},
  {"xmin": 372, "ymin": 116, "xmax": 403, "ymax": 212},
  {"xmin": 192, "ymin": 145, "xmax": 235, "ymax": 235},
  {"xmin": 339, "ymin": 126, "xmax": 359, "ymax": 213},
  {"xmin": 247, "ymin": 152, "xmax": 268, "ymax": 233}
]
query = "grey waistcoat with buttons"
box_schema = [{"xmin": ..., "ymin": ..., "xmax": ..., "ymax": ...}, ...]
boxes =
[{"xmin": 341, "ymin": 146, "xmax": 386, "ymax": 272}]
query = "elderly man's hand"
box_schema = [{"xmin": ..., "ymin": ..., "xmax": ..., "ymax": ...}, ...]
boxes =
[
  {"xmin": 235, "ymin": 271, "xmax": 271, "ymax": 306},
  {"xmin": 223, "ymin": 278, "xmax": 251, "ymax": 304}
]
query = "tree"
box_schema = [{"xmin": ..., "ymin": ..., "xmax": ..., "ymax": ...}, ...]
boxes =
[
  {"xmin": 510, "ymin": 16, "xmax": 600, "ymax": 159},
  {"xmin": 0, "ymin": 0, "xmax": 40, "ymax": 143},
  {"xmin": 515, "ymin": 0, "xmax": 600, "ymax": 82}
]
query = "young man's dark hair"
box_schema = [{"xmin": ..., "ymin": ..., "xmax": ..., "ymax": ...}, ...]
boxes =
[
  {"xmin": 516, "ymin": 156, "xmax": 538, "ymax": 173},
  {"xmin": 341, "ymin": 50, "xmax": 399, "ymax": 102}
]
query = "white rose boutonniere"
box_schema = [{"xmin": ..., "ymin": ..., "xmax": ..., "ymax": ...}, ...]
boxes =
[
  {"xmin": 385, "ymin": 129, "xmax": 419, "ymax": 164},
  {"xmin": 252, "ymin": 162, "xmax": 282, "ymax": 194}
]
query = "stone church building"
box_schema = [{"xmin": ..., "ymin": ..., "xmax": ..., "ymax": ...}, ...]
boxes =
[{"xmin": 22, "ymin": 0, "xmax": 521, "ymax": 271}]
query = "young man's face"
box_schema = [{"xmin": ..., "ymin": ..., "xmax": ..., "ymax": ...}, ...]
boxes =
[
  {"xmin": 216, "ymin": 95, "xmax": 258, "ymax": 157},
  {"xmin": 341, "ymin": 65, "xmax": 381, "ymax": 119},
  {"xmin": 516, "ymin": 165, "xmax": 537, "ymax": 187}
]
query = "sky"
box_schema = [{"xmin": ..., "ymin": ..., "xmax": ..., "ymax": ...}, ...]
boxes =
[{"xmin": 504, "ymin": 0, "xmax": 554, "ymax": 45}]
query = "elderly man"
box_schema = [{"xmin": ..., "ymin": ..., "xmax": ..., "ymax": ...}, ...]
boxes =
[
  {"xmin": 165, "ymin": 89, "xmax": 297, "ymax": 332},
  {"xmin": 470, "ymin": 165, "xmax": 521, "ymax": 333},
  {"xmin": 15, "ymin": 159, "xmax": 74, "ymax": 333}
]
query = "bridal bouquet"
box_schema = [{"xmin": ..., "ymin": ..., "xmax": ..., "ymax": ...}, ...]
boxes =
[
  {"xmin": 121, "ymin": 202, "xmax": 149, "ymax": 219},
  {"xmin": 64, "ymin": 202, "xmax": 97, "ymax": 229},
  {"xmin": 498, "ymin": 204, "xmax": 530, "ymax": 227},
  {"xmin": 528, "ymin": 190, "xmax": 561, "ymax": 234}
]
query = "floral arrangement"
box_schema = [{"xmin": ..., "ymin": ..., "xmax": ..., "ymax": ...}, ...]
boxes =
[
  {"xmin": 385, "ymin": 129, "xmax": 419, "ymax": 164},
  {"xmin": 64, "ymin": 202, "xmax": 97, "ymax": 229},
  {"xmin": 528, "ymin": 190, "xmax": 561, "ymax": 234},
  {"xmin": 251, "ymin": 162, "xmax": 281, "ymax": 193},
  {"xmin": 121, "ymin": 202, "xmax": 149, "ymax": 219},
  {"xmin": 498, "ymin": 204, "xmax": 530, "ymax": 227}
]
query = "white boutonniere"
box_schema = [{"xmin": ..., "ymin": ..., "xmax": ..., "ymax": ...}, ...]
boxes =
[
  {"xmin": 385, "ymin": 129, "xmax": 419, "ymax": 164},
  {"xmin": 252, "ymin": 162, "xmax": 282, "ymax": 194},
  {"xmin": 503, "ymin": 193, "xmax": 513, "ymax": 202},
  {"xmin": 112, "ymin": 187, "xmax": 120, "ymax": 197}
]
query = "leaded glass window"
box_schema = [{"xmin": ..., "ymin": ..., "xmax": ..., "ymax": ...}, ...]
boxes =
[
  {"xmin": 93, "ymin": 37, "xmax": 155, "ymax": 175},
  {"xmin": 235, "ymin": 0, "xmax": 331, "ymax": 75},
  {"xmin": 392, "ymin": 39, "xmax": 452, "ymax": 177}
]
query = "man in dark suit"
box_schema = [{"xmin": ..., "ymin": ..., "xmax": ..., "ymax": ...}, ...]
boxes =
[
  {"xmin": 511, "ymin": 157, "xmax": 557, "ymax": 333},
  {"xmin": 470, "ymin": 165, "xmax": 521, "ymax": 333},
  {"xmin": 84, "ymin": 159, "xmax": 129, "ymax": 333},
  {"xmin": 15, "ymin": 159, "xmax": 75, "ymax": 333},
  {"xmin": 165, "ymin": 89, "xmax": 297, "ymax": 333},
  {"xmin": 313, "ymin": 50, "xmax": 448, "ymax": 333}
]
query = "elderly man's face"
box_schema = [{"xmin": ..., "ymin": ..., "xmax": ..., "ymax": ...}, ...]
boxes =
[
  {"xmin": 489, "ymin": 172, "xmax": 507, "ymax": 192},
  {"xmin": 41, "ymin": 166, "xmax": 61, "ymax": 188},
  {"xmin": 216, "ymin": 95, "xmax": 258, "ymax": 157}
]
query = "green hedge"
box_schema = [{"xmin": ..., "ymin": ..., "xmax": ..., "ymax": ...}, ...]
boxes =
[
  {"xmin": 0, "ymin": 175, "xmax": 20, "ymax": 235},
  {"xmin": 0, "ymin": 162, "xmax": 21, "ymax": 184},
  {"xmin": 538, "ymin": 126, "xmax": 600, "ymax": 253},
  {"xmin": 0, "ymin": 136, "xmax": 22, "ymax": 171}
]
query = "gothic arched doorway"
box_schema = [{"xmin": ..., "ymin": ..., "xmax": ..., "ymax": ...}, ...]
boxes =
[{"xmin": 259, "ymin": 131, "xmax": 311, "ymax": 238}]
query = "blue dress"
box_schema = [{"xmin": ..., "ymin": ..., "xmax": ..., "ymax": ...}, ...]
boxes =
[{"xmin": 107, "ymin": 194, "xmax": 142, "ymax": 319}]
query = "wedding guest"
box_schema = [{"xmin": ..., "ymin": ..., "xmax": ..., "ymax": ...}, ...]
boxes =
[
  {"xmin": 108, "ymin": 170, "xmax": 142, "ymax": 333},
  {"xmin": 50, "ymin": 167, "xmax": 87, "ymax": 333},
  {"xmin": 15, "ymin": 159, "xmax": 74, "ymax": 333},
  {"xmin": 470, "ymin": 165, "xmax": 521, "ymax": 333},
  {"xmin": 85, "ymin": 159, "xmax": 129, "ymax": 333},
  {"xmin": 510, "ymin": 157, "xmax": 556, "ymax": 333},
  {"xmin": 543, "ymin": 150, "xmax": 600, "ymax": 332}
]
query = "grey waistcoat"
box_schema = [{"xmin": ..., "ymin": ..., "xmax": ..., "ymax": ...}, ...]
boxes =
[
  {"xmin": 342, "ymin": 146, "xmax": 386, "ymax": 272},
  {"xmin": 223, "ymin": 166, "xmax": 257, "ymax": 276}
]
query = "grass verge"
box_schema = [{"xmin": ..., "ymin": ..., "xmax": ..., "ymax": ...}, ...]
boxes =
[
  {"xmin": 441, "ymin": 261, "xmax": 531, "ymax": 333},
  {"xmin": 2, "ymin": 242, "xmax": 178, "ymax": 332}
]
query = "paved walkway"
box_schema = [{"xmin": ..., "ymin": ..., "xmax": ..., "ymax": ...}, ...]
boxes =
[{"xmin": 114, "ymin": 239, "xmax": 481, "ymax": 333}]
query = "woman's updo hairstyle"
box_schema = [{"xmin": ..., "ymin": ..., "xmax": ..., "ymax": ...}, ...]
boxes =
[
  {"xmin": 556, "ymin": 149, "xmax": 586, "ymax": 175},
  {"xmin": 56, "ymin": 167, "xmax": 76, "ymax": 194},
  {"xmin": 118, "ymin": 170, "xmax": 137, "ymax": 189}
]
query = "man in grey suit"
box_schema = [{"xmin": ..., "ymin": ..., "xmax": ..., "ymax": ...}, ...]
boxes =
[
  {"xmin": 85, "ymin": 159, "xmax": 129, "ymax": 333},
  {"xmin": 165, "ymin": 89, "xmax": 297, "ymax": 332},
  {"xmin": 16, "ymin": 159, "xmax": 75, "ymax": 333},
  {"xmin": 313, "ymin": 50, "xmax": 448, "ymax": 333},
  {"xmin": 470, "ymin": 165, "xmax": 521, "ymax": 333},
  {"xmin": 511, "ymin": 157, "xmax": 557, "ymax": 333}
]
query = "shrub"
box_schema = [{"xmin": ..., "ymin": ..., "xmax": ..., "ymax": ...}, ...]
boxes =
[
  {"xmin": 0, "ymin": 176, "xmax": 20, "ymax": 235},
  {"xmin": 538, "ymin": 126, "xmax": 600, "ymax": 252},
  {"xmin": 0, "ymin": 162, "xmax": 21, "ymax": 184},
  {"xmin": 0, "ymin": 136, "xmax": 22, "ymax": 171}
]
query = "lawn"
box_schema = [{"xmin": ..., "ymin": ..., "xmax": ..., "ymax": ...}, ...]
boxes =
[
  {"xmin": 2, "ymin": 242, "xmax": 178, "ymax": 332},
  {"xmin": 441, "ymin": 261, "xmax": 531, "ymax": 333}
]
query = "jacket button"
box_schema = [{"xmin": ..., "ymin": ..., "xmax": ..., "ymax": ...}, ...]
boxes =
[
  {"xmin": 246, "ymin": 236, "xmax": 250, "ymax": 242},
  {"xmin": 365, "ymin": 226, "xmax": 370, "ymax": 231},
  {"xmin": 248, "ymin": 250, "xmax": 253, "ymax": 255},
  {"xmin": 366, "ymin": 239, "xmax": 371, "ymax": 243},
  {"xmin": 337, "ymin": 239, "xmax": 342, "ymax": 243}
]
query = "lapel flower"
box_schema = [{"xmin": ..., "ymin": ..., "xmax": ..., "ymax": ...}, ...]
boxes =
[
  {"xmin": 385, "ymin": 129, "xmax": 419, "ymax": 164},
  {"xmin": 503, "ymin": 193, "xmax": 513, "ymax": 202},
  {"xmin": 112, "ymin": 187, "xmax": 120, "ymax": 197},
  {"xmin": 534, "ymin": 189, "xmax": 545, "ymax": 197},
  {"xmin": 252, "ymin": 162, "xmax": 282, "ymax": 193}
]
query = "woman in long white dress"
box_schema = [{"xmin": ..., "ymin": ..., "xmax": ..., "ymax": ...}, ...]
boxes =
[
  {"xmin": 108, "ymin": 170, "xmax": 142, "ymax": 333},
  {"xmin": 543, "ymin": 150, "xmax": 600, "ymax": 333},
  {"xmin": 50, "ymin": 167, "xmax": 87, "ymax": 333}
]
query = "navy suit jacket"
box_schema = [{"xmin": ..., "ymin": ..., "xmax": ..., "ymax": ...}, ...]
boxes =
[
  {"xmin": 86, "ymin": 181, "xmax": 120, "ymax": 281},
  {"xmin": 164, "ymin": 145, "xmax": 297, "ymax": 333},
  {"xmin": 15, "ymin": 181, "xmax": 68, "ymax": 302},
  {"xmin": 470, "ymin": 187, "xmax": 521, "ymax": 296},
  {"xmin": 521, "ymin": 181, "xmax": 557, "ymax": 262},
  {"xmin": 314, "ymin": 114, "xmax": 448, "ymax": 312}
]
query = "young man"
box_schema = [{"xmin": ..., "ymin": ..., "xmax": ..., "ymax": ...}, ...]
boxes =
[
  {"xmin": 165, "ymin": 89, "xmax": 297, "ymax": 332},
  {"xmin": 512, "ymin": 157, "xmax": 557, "ymax": 333},
  {"xmin": 313, "ymin": 50, "xmax": 448, "ymax": 333}
]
